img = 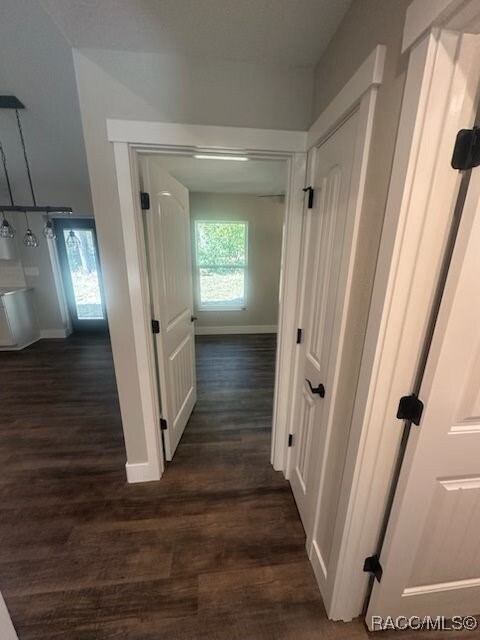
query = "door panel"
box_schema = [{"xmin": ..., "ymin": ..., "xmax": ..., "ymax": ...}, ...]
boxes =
[
  {"xmin": 143, "ymin": 160, "xmax": 197, "ymax": 461},
  {"xmin": 290, "ymin": 111, "xmax": 358, "ymax": 540},
  {"xmin": 366, "ymin": 166, "xmax": 480, "ymax": 624}
]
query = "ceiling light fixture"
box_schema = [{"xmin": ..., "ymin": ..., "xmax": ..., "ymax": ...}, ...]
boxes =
[
  {"xmin": 0, "ymin": 211, "xmax": 15, "ymax": 239},
  {"xmin": 0, "ymin": 95, "xmax": 73, "ymax": 247},
  {"xmin": 193, "ymin": 154, "xmax": 249, "ymax": 161}
]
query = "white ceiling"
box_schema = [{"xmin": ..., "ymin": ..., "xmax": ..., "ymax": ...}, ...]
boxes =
[
  {"xmin": 40, "ymin": 0, "xmax": 352, "ymax": 67},
  {"xmin": 148, "ymin": 155, "xmax": 287, "ymax": 195}
]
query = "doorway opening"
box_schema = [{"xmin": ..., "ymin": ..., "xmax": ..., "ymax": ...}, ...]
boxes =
[
  {"xmin": 140, "ymin": 153, "xmax": 288, "ymax": 465},
  {"xmin": 55, "ymin": 217, "xmax": 108, "ymax": 333}
]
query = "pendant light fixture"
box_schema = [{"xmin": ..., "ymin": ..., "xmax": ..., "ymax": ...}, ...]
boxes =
[
  {"xmin": 0, "ymin": 212, "xmax": 15, "ymax": 239},
  {"xmin": 66, "ymin": 228, "xmax": 81, "ymax": 248},
  {"xmin": 23, "ymin": 210, "xmax": 38, "ymax": 248},
  {"xmin": 43, "ymin": 213, "xmax": 56, "ymax": 240},
  {"xmin": 65, "ymin": 212, "xmax": 80, "ymax": 248},
  {"xmin": 0, "ymin": 95, "xmax": 73, "ymax": 246}
]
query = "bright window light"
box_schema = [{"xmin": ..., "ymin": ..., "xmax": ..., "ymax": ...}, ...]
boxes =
[
  {"xmin": 193, "ymin": 154, "xmax": 249, "ymax": 161},
  {"xmin": 195, "ymin": 221, "xmax": 248, "ymax": 309}
]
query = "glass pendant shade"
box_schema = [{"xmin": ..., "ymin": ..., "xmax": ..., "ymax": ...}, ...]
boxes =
[
  {"xmin": 66, "ymin": 229, "xmax": 81, "ymax": 248},
  {"xmin": 0, "ymin": 217, "xmax": 15, "ymax": 239},
  {"xmin": 23, "ymin": 228, "xmax": 39, "ymax": 248},
  {"xmin": 43, "ymin": 218, "xmax": 56, "ymax": 240}
]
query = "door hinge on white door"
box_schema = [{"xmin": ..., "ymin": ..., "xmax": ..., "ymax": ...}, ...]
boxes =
[
  {"xmin": 396, "ymin": 394, "xmax": 424, "ymax": 426},
  {"xmin": 296, "ymin": 328, "xmax": 303, "ymax": 344},
  {"xmin": 151, "ymin": 319, "xmax": 160, "ymax": 334},
  {"xmin": 160, "ymin": 418, "xmax": 168, "ymax": 430},
  {"xmin": 302, "ymin": 186, "xmax": 314, "ymax": 208},
  {"xmin": 363, "ymin": 554, "xmax": 383, "ymax": 582},
  {"xmin": 288, "ymin": 434, "xmax": 294, "ymax": 447},
  {"xmin": 140, "ymin": 191, "xmax": 150, "ymax": 210},
  {"xmin": 451, "ymin": 126, "xmax": 480, "ymax": 170}
]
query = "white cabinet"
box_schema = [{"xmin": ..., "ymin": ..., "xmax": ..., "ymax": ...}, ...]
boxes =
[
  {"xmin": 0, "ymin": 288, "xmax": 40, "ymax": 349},
  {"xmin": 0, "ymin": 238, "xmax": 17, "ymax": 261}
]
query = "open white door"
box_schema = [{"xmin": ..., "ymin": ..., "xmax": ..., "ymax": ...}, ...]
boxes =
[
  {"xmin": 142, "ymin": 158, "xmax": 197, "ymax": 460},
  {"xmin": 290, "ymin": 109, "xmax": 359, "ymax": 534},
  {"xmin": 367, "ymin": 167, "xmax": 480, "ymax": 625}
]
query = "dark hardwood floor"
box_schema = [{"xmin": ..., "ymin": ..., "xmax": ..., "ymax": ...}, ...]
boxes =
[{"xmin": 0, "ymin": 334, "xmax": 472, "ymax": 639}]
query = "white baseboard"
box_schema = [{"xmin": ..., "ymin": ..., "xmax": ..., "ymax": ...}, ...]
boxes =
[
  {"xmin": 195, "ymin": 324, "xmax": 277, "ymax": 335},
  {"xmin": 125, "ymin": 460, "xmax": 161, "ymax": 483},
  {"xmin": 40, "ymin": 328, "xmax": 71, "ymax": 339}
]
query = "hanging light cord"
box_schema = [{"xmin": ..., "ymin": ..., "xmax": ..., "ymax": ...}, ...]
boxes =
[
  {"xmin": 15, "ymin": 109, "xmax": 37, "ymax": 207},
  {"xmin": 0, "ymin": 140, "xmax": 14, "ymax": 206}
]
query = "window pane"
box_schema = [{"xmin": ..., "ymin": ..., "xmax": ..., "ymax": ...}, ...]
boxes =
[
  {"xmin": 199, "ymin": 267, "xmax": 244, "ymax": 306},
  {"xmin": 196, "ymin": 222, "xmax": 246, "ymax": 266},
  {"xmin": 63, "ymin": 229, "xmax": 104, "ymax": 320}
]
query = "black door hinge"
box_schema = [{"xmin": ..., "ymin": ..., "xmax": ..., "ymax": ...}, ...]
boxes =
[
  {"xmin": 397, "ymin": 394, "xmax": 424, "ymax": 426},
  {"xmin": 451, "ymin": 127, "xmax": 480, "ymax": 170},
  {"xmin": 363, "ymin": 554, "xmax": 383, "ymax": 582},
  {"xmin": 288, "ymin": 434, "xmax": 294, "ymax": 447},
  {"xmin": 140, "ymin": 191, "xmax": 150, "ymax": 210},
  {"xmin": 296, "ymin": 328, "xmax": 303, "ymax": 344},
  {"xmin": 151, "ymin": 319, "xmax": 160, "ymax": 334},
  {"xmin": 302, "ymin": 186, "xmax": 314, "ymax": 209},
  {"xmin": 160, "ymin": 418, "xmax": 168, "ymax": 430}
]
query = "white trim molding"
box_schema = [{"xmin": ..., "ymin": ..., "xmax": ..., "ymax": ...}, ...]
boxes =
[
  {"xmin": 125, "ymin": 461, "xmax": 160, "ymax": 483},
  {"xmin": 195, "ymin": 325, "xmax": 277, "ymax": 335},
  {"xmin": 40, "ymin": 328, "xmax": 70, "ymax": 339},
  {"xmin": 107, "ymin": 120, "xmax": 307, "ymax": 153},
  {"xmin": 403, "ymin": 0, "xmax": 480, "ymax": 52},
  {"xmin": 113, "ymin": 143, "xmax": 165, "ymax": 483},
  {"xmin": 307, "ymin": 45, "xmax": 385, "ymax": 149},
  {"xmin": 110, "ymin": 124, "xmax": 307, "ymax": 483}
]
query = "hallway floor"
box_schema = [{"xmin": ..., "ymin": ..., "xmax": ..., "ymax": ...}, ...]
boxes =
[{"xmin": 0, "ymin": 334, "xmax": 468, "ymax": 639}]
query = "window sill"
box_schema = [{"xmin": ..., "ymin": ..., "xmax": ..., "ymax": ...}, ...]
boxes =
[{"xmin": 197, "ymin": 306, "xmax": 246, "ymax": 312}]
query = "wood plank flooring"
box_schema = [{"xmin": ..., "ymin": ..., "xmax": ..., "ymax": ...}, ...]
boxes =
[{"xmin": 0, "ymin": 334, "xmax": 475, "ymax": 639}]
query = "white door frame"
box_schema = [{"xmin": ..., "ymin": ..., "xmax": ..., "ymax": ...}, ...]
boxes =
[
  {"xmin": 327, "ymin": 5, "xmax": 480, "ymax": 623},
  {"xmin": 107, "ymin": 44, "xmax": 386, "ymax": 483},
  {"xmin": 109, "ymin": 123, "xmax": 307, "ymax": 482}
]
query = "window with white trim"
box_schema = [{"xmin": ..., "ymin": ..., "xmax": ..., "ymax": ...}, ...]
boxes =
[{"xmin": 194, "ymin": 221, "xmax": 248, "ymax": 309}]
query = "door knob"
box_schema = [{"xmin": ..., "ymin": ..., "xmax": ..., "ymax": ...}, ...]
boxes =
[
  {"xmin": 191, "ymin": 315, "xmax": 198, "ymax": 322},
  {"xmin": 306, "ymin": 379, "xmax": 325, "ymax": 397}
]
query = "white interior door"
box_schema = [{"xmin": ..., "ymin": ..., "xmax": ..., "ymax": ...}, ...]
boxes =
[
  {"xmin": 143, "ymin": 159, "xmax": 197, "ymax": 461},
  {"xmin": 367, "ymin": 166, "xmax": 480, "ymax": 625},
  {"xmin": 290, "ymin": 110, "xmax": 359, "ymax": 535}
]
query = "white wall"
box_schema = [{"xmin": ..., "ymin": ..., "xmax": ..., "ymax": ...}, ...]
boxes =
[
  {"xmin": 190, "ymin": 192, "xmax": 284, "ymax": 332},
  {"xmin": 72, "ymin": 47, "xmax": 312, "ymax": 465}
]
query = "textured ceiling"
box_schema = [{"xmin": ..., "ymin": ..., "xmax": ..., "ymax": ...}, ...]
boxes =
[
  {"xmin": 40, "ymin": 0, "xmax": 352, "ymax": 66},
  {"xmin": 147, "ymin": 155, "xmax": 287, "ymax": 195}
]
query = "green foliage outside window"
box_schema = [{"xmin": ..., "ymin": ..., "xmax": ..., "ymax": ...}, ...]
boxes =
[
  {"xmin": 195, "ymin": 221, "xmax": 247, "ymax": 307},
  {"xmin": 196, "ymin": 221, "xmax": 246, "ymax": 267}
]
